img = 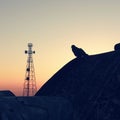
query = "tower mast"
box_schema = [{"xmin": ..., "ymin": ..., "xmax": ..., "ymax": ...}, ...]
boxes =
[{"xmin": 23, "ymin": 43, "xmax": 37, "ymax": 96}]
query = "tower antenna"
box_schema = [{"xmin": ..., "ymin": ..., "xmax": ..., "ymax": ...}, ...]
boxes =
[{"xmin": 23, "ymin": 43, "xmax": 37, "ymax": 96}]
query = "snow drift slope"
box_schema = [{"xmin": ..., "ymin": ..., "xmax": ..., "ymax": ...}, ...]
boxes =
[{"xmin": 36, "ymin": 50, "xmax": 120, "ymax": 120}]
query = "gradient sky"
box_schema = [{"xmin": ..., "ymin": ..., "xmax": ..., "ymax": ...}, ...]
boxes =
[{"xmin": 0, "ymin": 0, "xmax": 120, "ymax": 96}]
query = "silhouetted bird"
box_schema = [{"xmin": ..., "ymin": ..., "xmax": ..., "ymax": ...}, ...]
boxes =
[{"xmin": 71, "ymin": 45, "xmax": 88, "ymax": 58}]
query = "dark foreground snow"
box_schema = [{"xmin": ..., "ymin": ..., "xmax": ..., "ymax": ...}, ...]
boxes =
[{"xmin": 0, "ymin": 92, "xmax": 73, "ymax": 120}]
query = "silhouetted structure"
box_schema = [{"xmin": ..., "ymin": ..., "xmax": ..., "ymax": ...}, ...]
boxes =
[
  {"xmin": 0, "ymin": 90, "xmax": 15, "ymax": 96},
  {"xmin": 23, "ymin": 43, "xmax": 37, "ymax": 96},
  {"xmin": 36, "ymin": 43, "xmax": 120, "ymax": 120}
]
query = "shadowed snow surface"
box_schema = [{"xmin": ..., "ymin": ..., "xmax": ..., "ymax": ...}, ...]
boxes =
[
  {"xmin": 36, "ymin": 50, "xmax": 120, "ymax": 120},
  {"xmin": 0, "ymin": 96, "xmax": 73, "ymax": 120}
]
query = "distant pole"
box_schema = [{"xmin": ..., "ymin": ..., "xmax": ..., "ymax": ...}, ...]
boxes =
[{"xmin": 23, "ymin": 43, "xmax": 37, "ymax": 96}]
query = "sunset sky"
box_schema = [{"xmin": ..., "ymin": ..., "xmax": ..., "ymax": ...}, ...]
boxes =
[{"xmin": 0, "ymin": 0, "xmax": 120, "ymax": 96}]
